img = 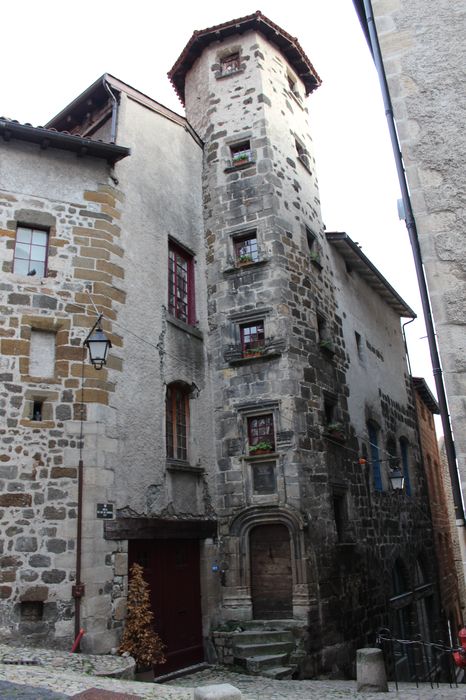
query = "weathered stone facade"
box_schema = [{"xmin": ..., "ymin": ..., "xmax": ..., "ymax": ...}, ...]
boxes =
[
  {"xmin": 0, "ymin": 10, "xmax": 445, "ymax": 679},
  {"xmin": 357, "ymin": 0, "xmax": 466, "ymax": 582}
]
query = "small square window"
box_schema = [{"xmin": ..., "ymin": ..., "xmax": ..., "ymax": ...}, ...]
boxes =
[
  {"xmin": 234, "ymin": 232, "xmax": 258, "ymax": 265},
  {"xmin": 248, "ymin": 414, "xmax": 275, "ymax": 454},
  {"xmin": 13, "ymin": 226, "xmax": 49, "ymax": 277},
  {"xmin": 230, "ymin": 140, "xmax": 252, "ymax": 166},
  {"xmin": 240, "ymin": 321, "xmax": 265, "ymax": 356},
  {"xmin": 355, "ymin": 331, "xmax": 364, "ymax": 361},
  {"xmin": 287, "ymin": 74, "xmax": 300, "ymax": 99},
  {"xmin": 168, "ymin": 242, "xmax": 195, "ymax": 325},
  {"xmin": 221, "ymin": 52, "xmax": 240, "ymax": 74},
  {"xmin": 332, "ymin": 491, "xmax": 347, "ymax": 542}
]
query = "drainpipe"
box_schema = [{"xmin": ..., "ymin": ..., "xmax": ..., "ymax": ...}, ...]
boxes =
[
  {"xmin": 72, "ymin": 354, "xmax": 86, "ymax": 648},
  {"xmin": 103, "ymin": 79, "xmax": 119, "ymax": 144},
  {"xmin": 360, "ymin": 0, "xmax": 464, "ymax": 523}
]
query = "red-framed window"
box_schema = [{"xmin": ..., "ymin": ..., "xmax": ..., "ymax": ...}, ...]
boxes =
[
  {"xmin": 168, "ymin": 243, "xmax": 195, "ymax": 325},
  {"xmin": 247, "ymin": 414, "xmax": 275, "ymax": 451},
  {"xmin": 240, "ymin": 321, "xmax": 265, "ymax": 355},
  {"xmin": 234, "ymin": 233, "xmax": 258, "ymax": 264},
  {"xmin": 221, "ymin": 52, "xmax": 240, "ymax": 74},
  {"xmin": 166, "ymin": 383, "xmax": 189, "ymax": 461},
  {"xmin": 13, "ymin": 226, "xmax": 49, "ymax": 277}
]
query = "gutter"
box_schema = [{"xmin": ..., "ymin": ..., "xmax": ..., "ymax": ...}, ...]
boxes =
[{"xmin": 360, "ymin": 0, "xmax": 465, "ymax": 522}]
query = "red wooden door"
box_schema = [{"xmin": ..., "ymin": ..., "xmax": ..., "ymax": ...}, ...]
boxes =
[
  {"xmin": 129, "ymin": 539, "xmax": 204, "ymax": 675},
  {"xmin": 250, "ymin": 524, "xmax": 293, "ymax": 619}
]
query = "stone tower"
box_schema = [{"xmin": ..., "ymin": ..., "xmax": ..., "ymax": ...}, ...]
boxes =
[{"xmin": 169, "ymin": 11, "xmax": 439, "ymax": 677}]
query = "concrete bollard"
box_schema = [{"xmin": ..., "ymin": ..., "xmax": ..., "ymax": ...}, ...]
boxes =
[
  {"xmin": 194, "ymin": 683, "xmax": 242, "ymax": 700},
  {"xmin": 356, "ymin": 647, "xmax": 388, "ymax": 692}
]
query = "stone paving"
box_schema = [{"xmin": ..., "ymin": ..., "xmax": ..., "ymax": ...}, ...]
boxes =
[{"xmin": 0, "ymin": 655, "xmax": 464, "ymax": 699}]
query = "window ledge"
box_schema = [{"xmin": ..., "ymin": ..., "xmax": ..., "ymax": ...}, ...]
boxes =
[
  {"xmin": 228, "ymin": 350, "xmax": 282, "ymax": 365},
  {"xmin": 20, "ymin": 419, "xmax": 55, "ymax": 428},
  {"xmin": 224, "ymin": 160, "xmax": 256, "ymax": 174},
  {"xmin": 215, "ymin": 67, "xmax": 245, "ymax": 80},
  {"xmin": 243, "ymin": 452, "xmax": 279, "ymax": 461},
  {"xmin": 223, "ymin": 259, "xmax": 268, "ymax": 275},
  {"xmin": 167, "ymin": 315, "xmax": 203, "ymax": 340},
  {"xmin": 166, "ymin": 460, "xmax": 204, "ymax": 474}
]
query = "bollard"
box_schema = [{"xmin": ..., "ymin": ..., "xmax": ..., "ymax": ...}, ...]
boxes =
[
  {"xmin": 194, "ymin": 683, "xmax": 242, "ymax": 700},
  {"xmin": 357, "ymin": 647, "xmax": 388, "ymax": 692}
]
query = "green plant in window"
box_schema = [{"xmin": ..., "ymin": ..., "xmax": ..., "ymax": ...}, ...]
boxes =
[{"xmin": 249, "ymin": 440, "xmax": 273, "ymax": 454}]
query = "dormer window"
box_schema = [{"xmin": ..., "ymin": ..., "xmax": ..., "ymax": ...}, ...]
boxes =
[{"xmin": 221, "ymin": 52, "xmax": 240, "ymax": 74}]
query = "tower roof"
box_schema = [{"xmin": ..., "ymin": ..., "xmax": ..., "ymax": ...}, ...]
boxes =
[{"xmin": 168, "ymin": 10, "xmax": 321, "ymax": 105}]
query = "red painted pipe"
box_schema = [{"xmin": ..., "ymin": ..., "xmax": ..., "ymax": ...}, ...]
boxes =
[{"xmin": 71, "ymin": 628, "xmax": 85, "ymax": 653}]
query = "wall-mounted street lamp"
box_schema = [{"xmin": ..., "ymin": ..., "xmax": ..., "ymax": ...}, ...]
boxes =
[
  {"xmin": 84, "ymin": 315, "xmax": 112, "ymax": 370},
  {"xmin": 389, "ymin": 467, "xmax": 405, "ymax": 491}
]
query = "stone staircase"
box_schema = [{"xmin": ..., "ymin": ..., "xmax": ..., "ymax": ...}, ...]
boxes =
[{"xmin": 232, "ymin": 623, "xmax": 299, "ymax": 680}]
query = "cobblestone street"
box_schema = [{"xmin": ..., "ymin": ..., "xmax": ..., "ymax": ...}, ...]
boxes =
[{"xmin": 0, "ymin": 663, "xmax": 465, "ymax": 699}]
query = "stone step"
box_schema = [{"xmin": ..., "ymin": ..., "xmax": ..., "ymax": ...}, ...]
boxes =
[
  {"xmin": 238, "ymin": 619, "xmax": 301, "ymax": 631},
  {"xmin": 232, "ymin": 630, "xmax": 294, "ymax": 645},
  {"xmin": 233, "ymin": 641, "xmax": 295, "ymax": 657},
  {"xmin": 242, "ymin": 653, "xmax": 289, "ymax": 673},
  {"xmin": 261, "ymin": 665, "xmax": 297, "ymax": 680}
]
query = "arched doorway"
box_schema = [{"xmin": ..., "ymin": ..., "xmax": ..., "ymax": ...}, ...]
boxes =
[{"xmin": 250, "ymin": 524, "xmax": 293, "ymax": 619}]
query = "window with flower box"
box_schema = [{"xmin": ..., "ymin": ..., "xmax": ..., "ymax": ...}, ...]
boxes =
[
  {"xmin": 234, "ymin": 232, "xmax": 258, "ymax": 265},
  {"xmin": 240, "ymin": 321, "xmax": 265, "ymax": 357},
  {"xmin": 247, "ymin": 414, "xmax": 275, "ymax": 455},
  {"xmin": 13, "ymin": 225, "xmax": 49, "ymax": 277},
  {"xmin": 168, "ymin": 242, "xmax": 195, "ymax": 325},
  {"xmin": 221, "ymin": 52, "xmax": 240, "ymax": 74},
  {"xmin": 230, "ymin": 140, "xmax": 252, "ymax": 167}
]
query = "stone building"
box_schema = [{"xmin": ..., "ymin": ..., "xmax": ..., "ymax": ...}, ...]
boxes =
[
  {"xmin": 413, "ymin": 377, "xmax": 465, "ymax": 639},
  {"xmin": 352, "ymin": 0, "xmax": 466, "ymax": 583},
  {"xmin": 0, "ymin": 11, "xmax": 443, "ymax": 679}
]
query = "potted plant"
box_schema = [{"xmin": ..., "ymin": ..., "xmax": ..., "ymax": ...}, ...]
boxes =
[
  {"xmin": 237, "ymin": 254, "xmax": 254, "ymax": 266},
  {"xmin": 249, "ymin": 440, "xmax": 274, "ymax": 455},
  {"xmin": 118, "ymin": 563, "xmax": 166, "ymax": 679},
  {"xmin": 325, "ymin": 422, "xmax": 346, "ymax": 442},
  {"xmin": 319, "ymin": 338, "xmax": 334, "ymax": 353},
  {"xmin": 243, "ymin": 343, "xmax": 265, "ymax": 358},
  {"xmin": 232, "ymin": 152, "xmax": 250, "ymax": 166}
]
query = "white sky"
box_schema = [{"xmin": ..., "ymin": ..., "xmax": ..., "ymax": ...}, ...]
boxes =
[{"xmin": 3, "ymin": 0, "xmax": 437, "ymax": 404}]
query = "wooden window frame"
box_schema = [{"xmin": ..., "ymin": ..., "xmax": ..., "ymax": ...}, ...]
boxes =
[
  {"xmin": 166, "ymin": 383, "xmax": 190, "ymax": 462},
  {"xmin": 13, "ymin": 225, "xmax": 49, "ymax": 277},
  {"xmin": 240, "ymin": 320, "xmax": 265, "ymax": 356},
  {"xmin": 247, "ymin": 413, "xmax": 275, "ymax": 452},
  {"xmin": 230, "ymin": 140, "xmax": 252, "ymax": 166},
  {"xmin": 168, "ymin": 242, "xmax": 195, "ymax": 325},
  {"xmin": 221, "ymin": 52, "xmax": 240, "ymax": 74},
  {"xmin": 234, "ymin": 232, "xmax": 259, "ymax": 264}
]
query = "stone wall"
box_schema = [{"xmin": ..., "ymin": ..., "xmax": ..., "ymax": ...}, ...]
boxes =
[
  {"xmin": 0, "ymin": 145, "xmax": 125, "ymax": 649},
  {"xmin": 371, "ymin": 0, "xmax": 466, "ymax": 526}
]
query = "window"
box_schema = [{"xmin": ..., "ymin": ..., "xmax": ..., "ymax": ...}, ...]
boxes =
[
  {"xmin": 295, "ymin": 139, "xmax": 311, "ymax": 171},
  {"xmin": 355, "ymin": 332, "xmax": 364, "ymax": 361},
  {"xmin": 317, "ymin": 313, "xmax": 333, "ymax": 353},
  {"xmin": 221, "ymin": 52, "xmax": 240, "ymax": 74},
  {"xmin": 332, "ymin": 491, "xmax": 347, "ymax": 542},
  {"xmin": 13, "ymin": 226, "xmax": 48, "ymax": 277},
  {"xmin": 400, "ymin": 438, "xmax": 412, "ymax": 496},
  {"xmin": 168, "ymin": 243, "xmax": 195, "ymax": 325},
  {"xmin": 287, "ymin": 74, "xmax": 300, "ymax": 100},
  {"xmin": 230, "ymin": 141, "xmax": 252, "ymax": 166},
  {"xmin": 306, "ymin": 226, "xmax": 321, "ymax": 265},
  {"xmin": 240, "ymin": 321, "xmax": 265, "ymax": 356},
  {"xmin": 166, "ymin": 383, "xmax": 189, "ymax": 461},
  {"xmin": 367, "ymin": 422, "xmax": 383, "ymax": 491},
  {"xmin": 32, "ymin": 400, "xmax": 44, "ymax": 422},
  {"xmin": 247, "ymin": 414, "xmax": 275, "ymax": 453},
  {"xmin": 252, "ymin": 461, "xmax": 277, "ymax": 494},
  {"xmin": 234, "ymin": 232, "xmax": 258, "ymax": 265}
]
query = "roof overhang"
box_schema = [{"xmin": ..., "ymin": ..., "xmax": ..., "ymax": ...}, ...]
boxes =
[
  {"xmin": 168, "ymin": 10, "xmax": 321, "ymax": 105},
  {"xmin": 412, "ymin": 377, "xmax": 440, "ymax": 414},
  {"xmin": 326, "ymin": 231, "xmax": 416, "ymax": 318},
  {"xmin": 0, "ymin": 117, "xmax": 130, "ymax": 165}
]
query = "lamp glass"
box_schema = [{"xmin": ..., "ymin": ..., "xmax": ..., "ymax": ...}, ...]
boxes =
[
  {"xmin": 85, "ymin": 327, "xmax": 111, "ymax": 369},
  {"xmin": 389, "ymin": 468, "xmax": 405, "ymax": 491}
]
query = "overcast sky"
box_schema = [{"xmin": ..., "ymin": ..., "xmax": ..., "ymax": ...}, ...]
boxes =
[{"xmin": 3, "ymin": 1, "xmax": 437, "ymax": 403}]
